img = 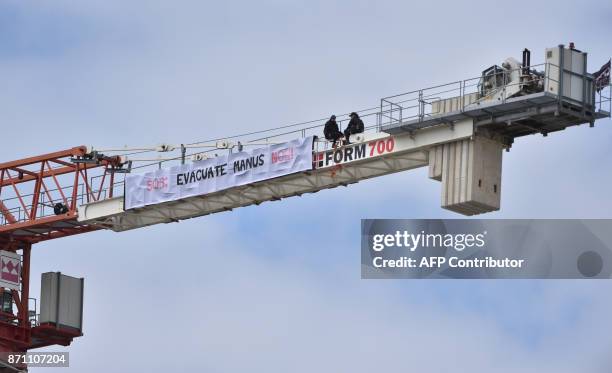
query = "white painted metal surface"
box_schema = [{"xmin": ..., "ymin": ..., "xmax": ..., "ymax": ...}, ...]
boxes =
[
  {"xmin": 545, "ymin": 45, "xmax": 592, "ymax": 105},
  {"xmin": 39, "ymin": 272, "xmax": 84, "ymax": 332},
  {"xmin": 429, "ymin": 136, "xmax": 503, "ymax": 215}
]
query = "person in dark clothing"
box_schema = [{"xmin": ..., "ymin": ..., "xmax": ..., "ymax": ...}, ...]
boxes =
[
  {"xmin": 344, "ymin": 112, "xmax": 364, "ymax": 143},
  {"xmin": 323, "ymin": 115, "xmax": 344, "ymax": 147}
]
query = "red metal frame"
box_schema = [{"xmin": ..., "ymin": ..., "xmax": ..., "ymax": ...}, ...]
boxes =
[
  {"xmin": 0, "ymin": 146, "xmax": 122, "ymax": 249},
  {"xmin": 0, "ymin": 243, "xmax": 32, "ymax": 354},
  {"xmin": 0, "ymin": 146, "xmax": 122, "ymax": 362}
]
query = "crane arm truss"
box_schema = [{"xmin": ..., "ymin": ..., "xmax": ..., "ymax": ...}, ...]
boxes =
[{"xmin": 0, "ymin": 147, "xmax": 122, "ymax": 249}]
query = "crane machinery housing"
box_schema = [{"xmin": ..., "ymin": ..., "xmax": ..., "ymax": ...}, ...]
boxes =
[{"xmin": 0, "ymin": 44, "xmax": 609, "ymax": 371}]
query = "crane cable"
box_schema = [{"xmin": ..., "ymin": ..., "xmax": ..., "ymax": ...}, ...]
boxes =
[{"xmin": 100, "ymin": 105, "xmax": 381, "ymax": 156}]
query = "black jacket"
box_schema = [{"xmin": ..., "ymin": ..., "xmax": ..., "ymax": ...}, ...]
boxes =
[
  {"xmin": 324, "ymin": 119, "xmax": 340, "ymax": 139},
  {"xmin": 346, "ymin": 116, "xmax": 364, "ymax": 134}
]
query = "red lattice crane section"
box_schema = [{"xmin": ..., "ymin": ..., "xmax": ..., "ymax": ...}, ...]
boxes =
[
  {"xmin": 0, "ymin": 146, "xmax": 122, "ymax": 355},
  {"xmin": 0, "ymin": 146, "xmax": 122, "ymax": 250}
]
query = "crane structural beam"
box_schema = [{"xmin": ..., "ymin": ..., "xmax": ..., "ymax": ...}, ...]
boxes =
[
  {"xmin": 0, "ymin": 147, "xmax": 123, "ymax": 248},
  {"xmin": 77, "ymin": 119, "xmax": 482, "ymax": 231}
]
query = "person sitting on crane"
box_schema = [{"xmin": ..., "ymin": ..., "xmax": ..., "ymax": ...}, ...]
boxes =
[
  {"xmin": 323, "ymin": 115, "xmax": 344, "ymax": 148},
  {"xmin": 344, "ymin": 112, "xmax": 364, "ymax": 144}
]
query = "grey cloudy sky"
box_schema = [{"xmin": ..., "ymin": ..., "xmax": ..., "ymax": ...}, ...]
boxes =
[{"xmin": 1, "ymin": 0, "xmax": 612, "ymax": 372}]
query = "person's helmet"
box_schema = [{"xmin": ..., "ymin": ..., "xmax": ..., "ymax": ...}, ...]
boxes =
[
  {"xmin": 349, "ymin": 112, "xmax": 358, "ymax": 117},
  {"xmin": 331, "ymin": 115, "xmax": 336, "ymax": 120}
]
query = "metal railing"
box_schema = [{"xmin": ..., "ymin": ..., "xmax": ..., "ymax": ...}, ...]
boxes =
[
  {"xmin": 378, "ymin": 62, "xmax": 611, "ymax": 130},
  {"xmin": 596, "ymin": 84, "xmax": 612, "ymax": 114},
  {"xmin": 378, "ymin": 63, "xmax": 556, "ymax": 128},
  {"xmin": 0, "ymin": 180, "xmax": 126, "ymax": 226},
  {"xmin": 0, "ymin": 185, "xmax": 87, "ymax": 226}
]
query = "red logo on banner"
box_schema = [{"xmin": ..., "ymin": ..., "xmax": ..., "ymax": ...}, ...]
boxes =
[
  {"xmin": 1, "ymin": 257, "xmax": 20, "ymax": 284},
  {"xmin": 272, "ymin": 148, "xmax": 294, "ymax": 164},
  {"xmin": 147, "ymin": 176, "xmax": 169, "ymax": 191}
]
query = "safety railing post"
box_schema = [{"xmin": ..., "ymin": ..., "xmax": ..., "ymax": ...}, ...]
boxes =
[
  {"xmin": 558, "ymin": 45, "xmax": 565, "ymax": 109},
  {"xmin": 380, "ymin": 99, "xmax": 383, "ymax": 129},
  {"xmin": 460, "ymin": 81, "xmax": 464, "ymax": 111},
  {"xmin": 545, "ymin": 62, "xmax": 549, "ymax": 94},
  {"xmin": 609, "ymin": 84, "xmax": 612, "ymax": 115},
  {"xmin": 418, "ymin": 90, "xmax": 424, "ymax": 121}
]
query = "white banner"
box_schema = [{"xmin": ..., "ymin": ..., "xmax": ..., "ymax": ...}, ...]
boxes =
[{"xmin": 125, "ymin": 136, "xmax": 314, "ymax": 210}]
